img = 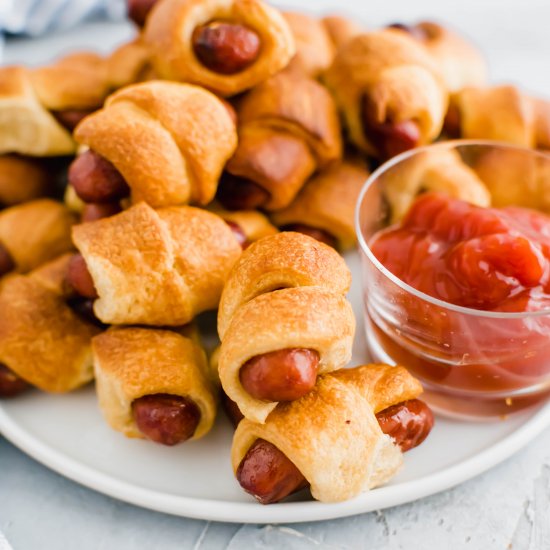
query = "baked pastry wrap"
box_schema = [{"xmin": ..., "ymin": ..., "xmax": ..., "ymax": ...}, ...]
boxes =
[
  {"xmin": 143, "ymin": 0, "xmax": 295, "ymax": 96},
  {"xmin": 72, "ymin": 202, "xmax": 242, "ymax": 325},
  {"xmin": 93, "ymin": 327, "xmax": 216, "ymax": 440},
  {"xmin": 0, "ymin": 255, "xmax": 100, "ymax": 392},
  {"xmin": 232, "ymin": 363, "xmax": 422, "ymax": 502},
  {"xmin": 271, "ymin": 157, "xmax": 370, "ymax": 251},
  {"xmin": 0, "ymin": 199, "xmax": 75, "ymax": 274},
  {"xmin": 324, "ymin": 30, "xmax": 448, "ymax": 159},
  {"xmin": 74, "ymin": 81, "xmax": 237, "ymax": 207}
]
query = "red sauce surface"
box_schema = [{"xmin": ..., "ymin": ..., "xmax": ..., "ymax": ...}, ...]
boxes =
[
  {"xmin": 367, "ymin": 193, "xmax": 550, "ymax": 404},
  {"xmin": 371, "ymin": 192, "xmax": 550, "ymax": 312}
]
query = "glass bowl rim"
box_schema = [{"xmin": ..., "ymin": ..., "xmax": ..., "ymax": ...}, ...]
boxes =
[{"xmin": 355, "ymin": 139, "xmax": 550, "ymax": 320}]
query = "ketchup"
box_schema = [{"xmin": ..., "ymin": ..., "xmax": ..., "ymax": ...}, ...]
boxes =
[
  {"xmin": 371, "ymin": 192, "xmax": 550, "ymax": 312},
  {"xmin": 368, "ymin": 193, "xmax": 550, "ymax": 410}
]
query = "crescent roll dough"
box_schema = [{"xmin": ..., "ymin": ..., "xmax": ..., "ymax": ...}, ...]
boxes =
[
  {"xmin": 324, "ymin": 30, "xmax": 448, "ymax": 158},
  {"xmin": 219, "ymin": 287, "xmax": 355, "ymax": 423},
  {"xmin": 72, "ymin": 202, "xmax": 242, "ymax": 326},
  {"xmin": 232, "ymin": 364, "xmax": 423, "ymax": 503},
  {"xmin": 271, "ymin": 158, "xmax": 370, "ymax": 251},
  {"xmin": 74, "ymin": 81, "xmax": 238, "ymax": 207},
  {"xmin": 381, "ymin": 148, "xmax": 491, "ymax": 223},
  {"xmin": 282, "ymin": 12, "xmax": 335, "ymax": 77},
  {"xmin": 218, "ymin": 231, "xmax": 351, "ymax": 339},
  {"xmin": 0, "ymin": 155, "xmax": 51, "ymax": 207},
  {"xmin": 0, "ymin": 199, "xmax": 76, "ymax": 274},
  {"xmin": 321, "ymin": 15, "xmax": 363, "ymax": 50},
  {"xmin": 0, "ymin": 255, "xmax": 100, "ymax": 392},
  {"xmin": 93, "ymin": 327, "xmax": 217, "ymax": 441},
  {"xmin": 0, "ymin": 67, "xmax": 75, "ymax": 156},
  {"xmin": 446, "ymin": 85, "xmax": 550, "ymax": 149},
  {"xmin": 106, "ymin": 39, "xmax": 155, "ymax": 90},
  {"xmin": 143, "ymin": 0, "xmax": 295, "ymax": 96},
  {"xmin": 225, "ymin": 71, "xmax": 342, "ymax": 210}
]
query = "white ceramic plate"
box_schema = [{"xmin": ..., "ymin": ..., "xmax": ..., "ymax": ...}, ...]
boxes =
[
  {"xmin": 2, "ymin": 253, "xmax": 550, "ymax": 524},
  {"xmin": 3, "ymin": 23, "xmax": 550, "ymax": 525}
]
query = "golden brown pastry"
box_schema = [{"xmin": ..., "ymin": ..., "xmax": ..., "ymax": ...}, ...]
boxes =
[
  {"xmin": 381, "ymin": 148, "xmax": 491, "ymax": 223},
  {"xmin": 0, "ymin": 199, "xmax": 76, "ymax": 276},
  {"xmin": 217, "ymin": 232, "xmax": 354, "ymax": 423},
  {"xmin": 71, "ymin": 202, "xmax": 242, "ymax": 326},
  {"xmin": 143, "ymin": 0, "xmax": 295, "ymax": 97},
  {"xmin": 106, "ymin": 38, "xmax": 155, "ymax": 90},
  {"xmin": 321, "ymin": 15, "xmax": 363, "ymax": 50},
  {"xmin": 232, "ymin": 364, "xmax": 425, "ymax": 503},
  {"xmin": 282, "ymin": 12, "xmax": 335, "ymax": 77},
  {"xmin": 324, "ymin": 30, "xmax": 448, "ymax": 160},
  {"xmin": 0, "ymin": 66, "xmax": 76, "ymax": 156},
  {"xmin": 71, "ymin": 81, "xmax": 237, "ymax": 208},
  {"xmin": 0, "ymin": 254, "xmax": 100, "ymax": 394},
  {"xmin": 472, "ymin": 147, "xmax": 550, "ymax": 212},
  {"xmin": 445, "ymin": 85, "xmax": 550, "ymax": 149},
  {"xmin": 93, "ymin": 327, "xmax": 217, "ymax": 445},
  {"xmin": 271, "ymin": 157, "xmax": 370, "ymax": 251},
  {"xmin": 218, "ymin": 71, "xmax": 342, "ymax": 211},
  {"xmin": 0, "ymin": 155, "xmax": 51, "ymax": 207},
  {"xmin": 388, "ymin": 22, "xmax": 487, "ymax": 92}
]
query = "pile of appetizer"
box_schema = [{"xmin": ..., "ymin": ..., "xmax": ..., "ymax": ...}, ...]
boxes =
[{"xmin": 0, "ymin": 0, "xmax": 548, "ymax": 505}]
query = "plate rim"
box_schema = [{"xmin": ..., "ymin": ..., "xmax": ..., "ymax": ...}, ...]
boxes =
[{"xmin": 1, "ymin": 402, "xmax": 550, "ymax": 524}]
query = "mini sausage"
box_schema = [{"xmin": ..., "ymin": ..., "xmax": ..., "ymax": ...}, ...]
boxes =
[
  {"xmin": 387, "ymin": 22, "xmax": 428, "ymax": 41},
  {"xmin": 127, "ymin": 0, "xmax": 158, "ymax": 27},
  {"xmin": 192, "ymin": 22, "xmax": 261, "ymax": 75},
  {"xmin": 237, "ymin": 399, "xmax": 433, "ymax": 504},
  {"xmin": 375, "ymin": 398, "xmax": 434, "ymax": 452},
  {"xmin": 52, "ymin": 109, "xmax": 94, "ymax": 132},
  {"xmin": 362, "ymin": 95, "xmax": 420, "ymax": 160},
  {"xmin": 69, "ymin": 150, "xmax": 130, "ymax": 204},
  {"xmin": 82, "ymin": 202, "xmax": 122, "ymax": 223},
  {"xmin": 225, "ymin": 220, "xmax": 249, "ymax": 249},
  {"xmin": 239, "ymin": 348, "xmax": 320, "ymax": 402},
  {"xmin": 0, "ymin": 242, "xmax": 15, "ymax": 276},
  {"xmin": 132, "ymin": 393, "xmax": 201, "ymax": 446},
  {"xmin": 443, "ymin": 103, "xmax": 462, "ymax": 138},
  {"xmin": 66, "ymin": 254, "xmax": 98, "ymax": 299},
  {"xmin": 217, "ymin": 173, "xmax": 271, "ymax": 211},
  {"xmin": 281, "ymin": 224, "xmax": 338, "ymax": 250},
  {"xmin": 0, "ymin": 364, "xmax": 29, "ymax": 398},
  {"xmin": 236, "ymin": 439, "xmax": 309, "ymax": 505},
  {"xmin": 66, "ymin": 297, "xmax": 105, "ymax": 327}
]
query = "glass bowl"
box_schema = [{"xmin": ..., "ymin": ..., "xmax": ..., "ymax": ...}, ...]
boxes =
[{"xmin": 355, "ymin": 140, "xmax": 550, "ymax": 420}]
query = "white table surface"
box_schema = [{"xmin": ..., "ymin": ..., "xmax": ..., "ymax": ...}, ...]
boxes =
[{"xmin": 2, "ymin": 2, "xmax": 550, "ymax": 548}]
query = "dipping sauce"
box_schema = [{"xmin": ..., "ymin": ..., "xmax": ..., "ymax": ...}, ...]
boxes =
[{"xmin": 366, "ymin": 192, "xmax": 550, "ymax": 417}]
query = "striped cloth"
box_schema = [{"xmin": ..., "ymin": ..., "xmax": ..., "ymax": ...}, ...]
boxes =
[{"xmin": 0, "ymin": 0, "xmax": 126, "ymax": 36}]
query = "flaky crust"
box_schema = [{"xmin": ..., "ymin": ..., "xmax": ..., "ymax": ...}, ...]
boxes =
[
  {"xmin": 0, "ymin": 255, "xmax": 100, "ymax": 392},
  {"xmin": 106, "ymin": 39, "xmax": 154, "ymax": 90},
  {"xmin": 74, "ymin": 81, "xmax": 237, "ymax": 207},
  {"xmin": 271, "ymin": 158, "xmax": 370, "ymax": 251},
  {"xmin": 29, "ymin": 52, "xmax": 110, "ymax": 110},
  {"xmin": 283, "ymin": 12, "xmax": 335, "ymax": 77},
  {"xmin": 321, "ymin": 15, "xmax": 363, "ymax": 50},
  {"xmin": 72, "ymin": 202, "xmax": 242, "ymax": 326},
  {"xmin": 232, "ymin": 363, "xmax": 423, "ymax": 503},
  {"xmin": 0, "ymin": 67, "xmax": 75, "ymax": 156},
  {"xmin": 382, "ymin": 148, "xmax": 491, "ymax": 223},
  {"xmin": 93, "ymin": 327, "xmax": 216, "ymax": 440},
  {"xmin": 208, "ymin": 202, "xmax": 278, "ymax": 243},
  {"xmin": 227, "ymin": 71, "xmax": 342, "ymax": 209},
  {"xmin": 144, "ymin": 0, "xmax": 295, "ymax": 97},
  {"xmin": 473, "ymin": 148, "xmax": 550, "ymax": 212},
  {"xmin": 219, "ymin": 287, "xmax": 355, "ymax": 423},
  {"xmin": 450, "ymin": 86, "xmax": 550, "ymax": 149},
  {"xmin": 0, "ymin": 155, "xmax": 50, "ymax": 206},
  {"xmin": 218, "ymin": 232, "xmax": 351, "ymax": 339},
  {"xmin": 324, "ymin": 30, "xmax": 448, "ymax": 156},
  {"xmin": 0, "ymin": 199, "xmax": 76, "ymax": 274},
  {"xmin": 415, "ymin": 22, "xmax": 487, "ymax": 92}
]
